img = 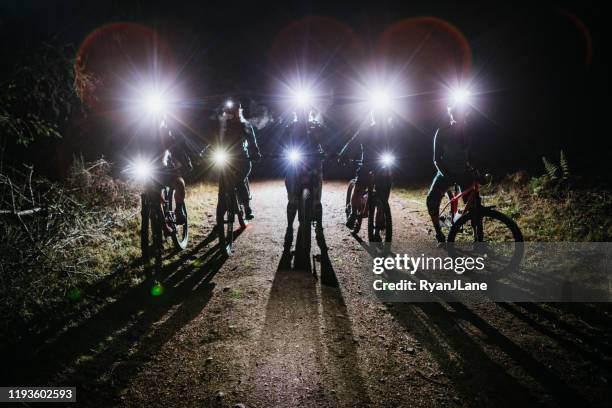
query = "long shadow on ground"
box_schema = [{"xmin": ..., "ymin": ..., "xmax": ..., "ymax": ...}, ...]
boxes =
[
  {"xmin": 352, "ymin": 235, "xmax": 595, "ymax": 407},
  {"xmin": 4, "ymin": 228, "xmax": 242, "ymax": 406},
  {"xmin": 244, "ymin": 231, "xmax": 370, "ymax": 407}
]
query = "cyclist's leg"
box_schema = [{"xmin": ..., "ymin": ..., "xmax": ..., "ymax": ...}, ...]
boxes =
[
  {"xmin": 171, "ymin": 172, "xmax": 187, "ymax": 224},
  {"xmin": 284, "ymin": 173, "xmax": 298, "ymax": 249},
  {"xmin": 216, "ymin": 173, "xmax": 228, "ymax": 234},
  {"xmin": 426, "ymin": 171, "xmax": 452, "ymax": 242},
  {"xmin": 348, "ymin": 165, "xmax": 367, "ymax": 227},
  {"xmin": 314, "ymin": 168, "xmax": 323, "ymax": 225},
  {"xmin": 236, "ymin": 160, "xmax": 254, "ymax": 218}
]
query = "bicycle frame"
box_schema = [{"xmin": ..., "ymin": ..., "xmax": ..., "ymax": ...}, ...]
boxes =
[{"xmin": 440, "ymin": 181, "xmax": 480, "ymax": 224}]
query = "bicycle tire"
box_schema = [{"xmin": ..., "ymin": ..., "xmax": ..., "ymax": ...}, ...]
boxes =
[
  {"xmin": 448, "ymin": 207, "xmax": 523, "ymax": 243},
  {"xmin": 171, "ymin": 204, "xmax": 189, "ymax": 250},
  {"xmin": 295, "ymin": 188, "xmax": 312, "ymax": 269},
  {"xmin": 217, "ymin": 194, "xmax": 234, "ymax": 256},
  {"xmin": 346, "ymin": 179, "xmax": 356, "ymax": 222},
  {"xmin": 368, "ymin": 197, "xmax": 393, "ymax": 242}
]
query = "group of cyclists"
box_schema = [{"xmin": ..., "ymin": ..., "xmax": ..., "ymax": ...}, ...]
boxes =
[{"xmin": 143, "ymin": 90, "xmax": 475, "ymax": 264}]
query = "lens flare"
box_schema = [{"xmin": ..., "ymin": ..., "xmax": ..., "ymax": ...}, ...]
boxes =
[
  {"xmin": 150, "ymin": 282, "xmax": 164, "ymax": 297},
  {"xmin": 369, "ymin": 88, "xmax": 391, "ymax": 111},
  {"xmin": 293, "ymin": 88, "xmax": 313, "ymax": 108},
  {"xmin": 213, "ymin": 149, "xmax": 229, "ymax": 166},
  {"xmin": 287, "ymin": 148, "xmax": 302, "ymax": 164},
  {"xmin": 381, "ymin": 152, "xmax": 395, "ymax": 166},
  {"xmin": 225, "ymin": 99, "xmax": 234, "ymax": 109},
  {"xmin": 449, "ymin": 87, "xmax": 471, "ymax": 106},
  {"xmin": 132, "ymin": 159, "xmax": 154, "ymax": 181},
  {"xmin": 143, "ymin": 89, "xmax": 166, "ymax": 115}
]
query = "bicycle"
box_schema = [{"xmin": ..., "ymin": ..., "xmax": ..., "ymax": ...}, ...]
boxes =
[
  {"xmin": 344, "ymin": 154, "xmax": 394, "ymax": 242},
  {"xmin": 438, "ymin": 172, "xmax": 523, "ymax": 243},
  {"xmin": 210, "ymin": 149, "xmax": 250, "ymax": 256},
  {"xmin": 139, "ymin": 167, "xmax": 189, "ymax": 273},
  {"xmin": 270, "ymin": 149, "xmax": 326, "ymax": 271}
]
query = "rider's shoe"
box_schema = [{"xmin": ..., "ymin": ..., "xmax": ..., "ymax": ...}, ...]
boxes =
[
  {"xmin": 245, "ymin": 206, "xmax": 254, "ymax": 220},
  {"xmin": 175, "ymin": 203, "xmax": 187, "ymax": 225},
  {"xmin": 346, "ymin": 213, "xmax": 357, "ymax": 229}
]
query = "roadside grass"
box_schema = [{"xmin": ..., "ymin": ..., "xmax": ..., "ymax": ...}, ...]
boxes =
[
  {"xmin": 394, "ymin": 173, "xmax": 612, "ymax": 242},
  {"xmin": 0, "ymin": 159, "xmax": 219, "ymax": 348}
]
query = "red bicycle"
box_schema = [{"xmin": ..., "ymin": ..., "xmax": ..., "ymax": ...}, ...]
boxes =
[{"xmin": 439, "ymin": 174, "xmax": 523, "ymax": 243}]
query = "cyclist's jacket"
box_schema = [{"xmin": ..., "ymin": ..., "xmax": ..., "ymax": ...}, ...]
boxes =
[
  {"xmin": 159, "ymin": 119, "xmax": 192, "ymax": 172},
  {"xmin": 339, "ymin": 123, "xmax": 390, "ymax": 164},
  {"xmin": 218, "ymin": 115, "xmax": 260, "ymax": 161},
  {"xmin": 433, "ymin": 122, "xmax": 470, "ymax": 176},
  {"xmin": 283, "ymin": 119, "xmax": 324, "ymax": 170}
]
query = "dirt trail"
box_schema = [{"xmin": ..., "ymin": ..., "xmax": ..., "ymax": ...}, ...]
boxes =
[{"xmin": 9, "ymin": 180, "xmax": 611, "ymax": 407}]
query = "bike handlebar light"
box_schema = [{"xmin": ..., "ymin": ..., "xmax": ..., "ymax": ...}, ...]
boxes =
[
  {"xmin": 213, "ymin": 149, "xmax": 229, "ymax": 167},
  {"xmin": 287, "ymin": 148, "xmax": 302, "ymax": 164},
  {"xmin": 380, "ymin": 152, "xmax": 395, "ymax": 167}
]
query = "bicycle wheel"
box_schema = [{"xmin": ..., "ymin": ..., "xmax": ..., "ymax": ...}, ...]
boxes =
[
  {"xmin": 169, "ymin": 190, "xmax": 189, "ymax": 250},
  {"xmin": 368, "ymin": 197, "xmax": 392, "ymax": 242},
  {"xmin": 448, "ymin": 207, "xmax": 523, "ymax": 274},
  {"xmin": 217, "ymin": 195, "xmax": 234, "ymax": 256},
  {"xmin": 448, "ymin": 207, "xmax": 523, "ymax": 243},
  {"xmin": 295, "ymin": 187, "xmax": 312, "ymax": 270},
  {"xmin": 346, "ymin": 179, "xmax": 356, "ymax": 222}
]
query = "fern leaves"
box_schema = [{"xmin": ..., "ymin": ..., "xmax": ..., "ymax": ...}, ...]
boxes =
[{"xmin": 542, "ymin": 150, "xmax": 570, "ymax": 182}]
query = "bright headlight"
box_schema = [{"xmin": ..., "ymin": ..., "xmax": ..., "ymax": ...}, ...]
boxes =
[
  {"xmin": 225, "ymin": 99, "xmax": 234, "ymax": 109},
  {"xmin": 293, "ymin": 88, "xmax": 313, "ymax": 109},
  {"xmin": 213, "ymin": 149, "xmax": 229, "ymax": 166},
  {"xmin": 143, "ymin": 89, "xmax": 166, "ymax": 115},
  {"xmin": 380, "ymin": 153, "xmax": 395, "ymax": 166},
  {"xmin": 369, "ymin": 88, "xmax": 391, "ymax": 112},
  {"xmin": 131, "ymin": 159, "xmax": 154, "ymax": 181},
  {"xmin": 287, "ymin": 148, "xmax": 302, "ymax": 164},
  {"xmin": 449, "ymin": 87, "xmax": 472, "ymax": 107}
]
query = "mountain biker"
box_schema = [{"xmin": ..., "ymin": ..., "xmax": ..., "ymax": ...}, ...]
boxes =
[
  {"xmin": 339, "ymin": 110, "xmax": 394, "ymax": 230},
  {"xmin": 159, "ymin": 114, "xmax": 192, "ymax": 226},
  {"xmin": 282, "ymin": 108, "xmax": 325, "ymax": 251},
  {"xmin": 426, "ymin": 96, "xmax": 473, "ymax": 243},
  {"xmin": 216, "ymin": 98, "xmax": 261, "ymax": 221}
]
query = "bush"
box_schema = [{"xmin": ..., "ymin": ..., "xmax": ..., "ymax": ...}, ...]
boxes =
[
  {"xmin": 487, "ymin": 173, "xmax": 612, "ymax": 241},
  {"xmin": 0, "ymin": 158, "xmax": 139, "ymax": 343}
]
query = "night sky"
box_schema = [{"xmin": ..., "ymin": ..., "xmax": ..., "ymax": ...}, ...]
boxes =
[{"xmin": 1, "ymin": 0, "xmax": 609, "ymax": 182}]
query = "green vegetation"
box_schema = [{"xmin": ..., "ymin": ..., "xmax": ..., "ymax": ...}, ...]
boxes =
[
  {"xmin": 0, "ymin": 158, "xmax": 139, "ymax": 344},
  {"xmin": 0, "ymin": 43, "xmax": 79, "ymax": 147},
  {"xmin": 0, "ymin": 167, "xmax": 218, "ymax": 347},
  {"xmin": 397, "ymin": 159, "xmax": 612, "ymax": 242}
]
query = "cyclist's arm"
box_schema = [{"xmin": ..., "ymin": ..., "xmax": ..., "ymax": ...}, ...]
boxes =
[
  {"xmin": 433, "ymin": 129, "xmax": 448, "ymax": 175},
  {"xmin": 313, "ymin": 123, "xmax": 325, "ymax": 156},
  {"xmin": 245, "ymin": 124, "xmax": 261, "ymax": 156},
  {"xmin": 338, "ymin": 129, "xmax": 360, "ymax": 160}
]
